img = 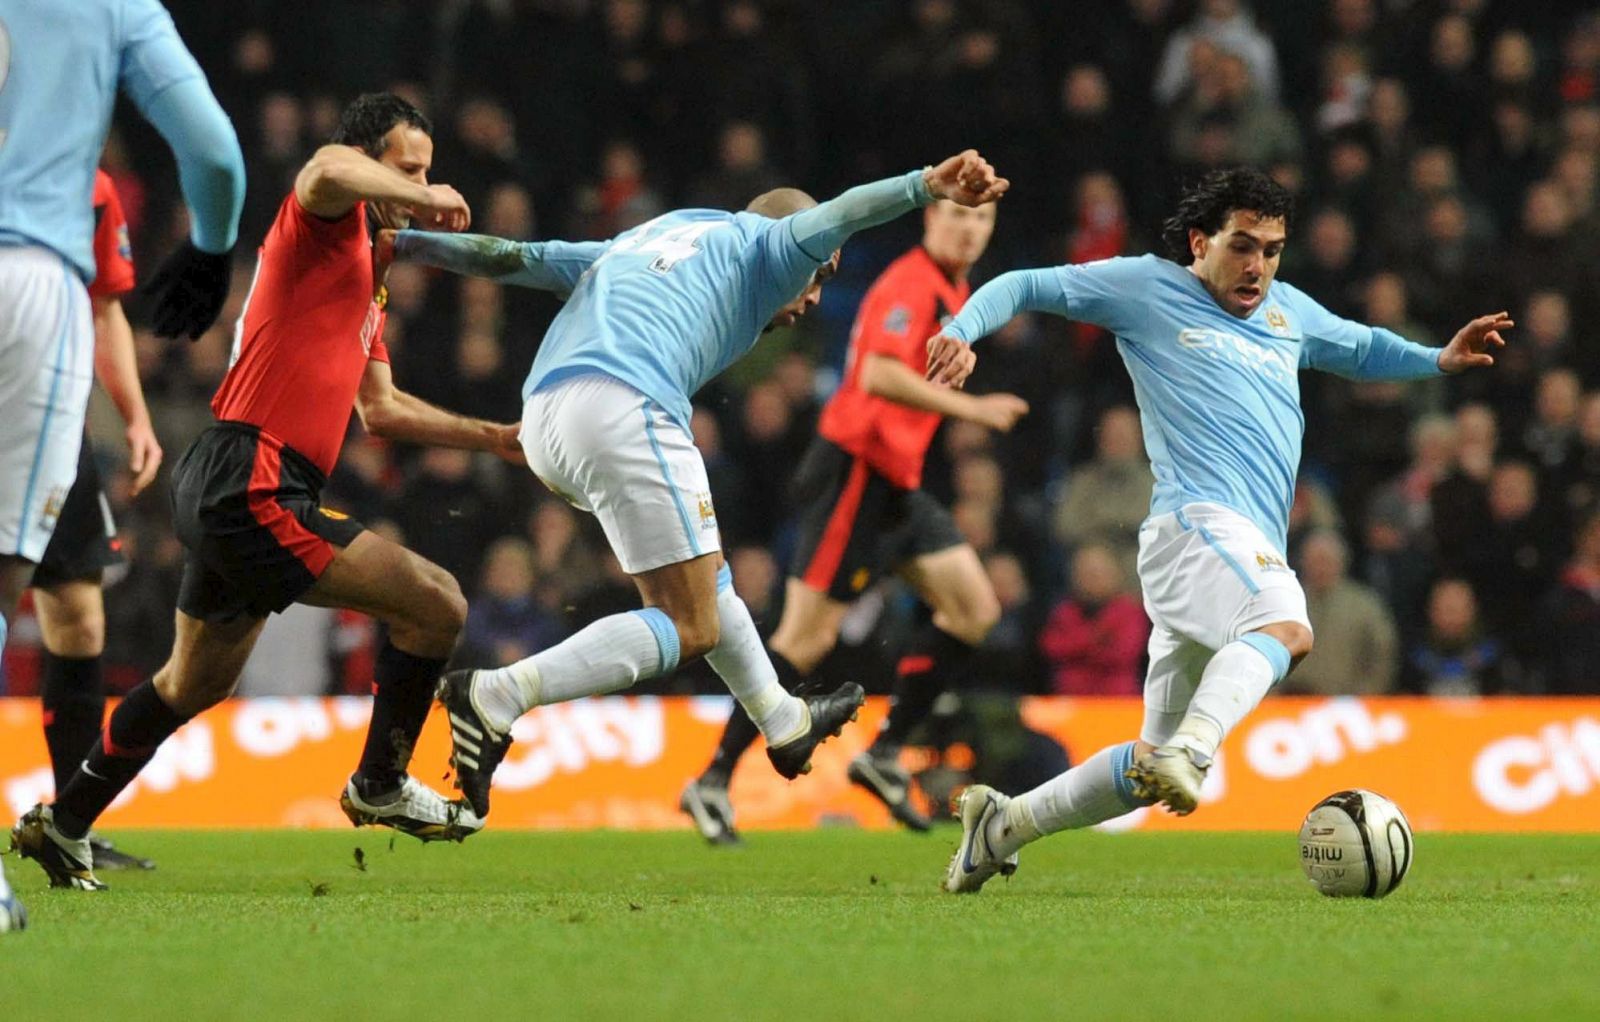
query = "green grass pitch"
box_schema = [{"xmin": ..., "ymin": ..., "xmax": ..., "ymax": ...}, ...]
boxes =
[{"xmin": 3, "ymin": 829, "xmax": 1596, "ymax": 1021}]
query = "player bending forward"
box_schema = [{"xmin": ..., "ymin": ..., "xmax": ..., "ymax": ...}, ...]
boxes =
[
  {"xmin": 925, "ymin": 167, "xmax": 1508, "ymax": 893},
  {"xmin": 13, "ymin": 94, "xmax": 517, "ymax": 891},
  {"xmin": 681, "ymin": 198, "xmax": 1028, "ymax": 842},
  {"xmin": 388, "ymin": 151, "xmax": 1009, "ymax": 819}
]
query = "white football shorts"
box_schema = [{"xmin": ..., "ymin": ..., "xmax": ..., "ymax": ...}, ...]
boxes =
[
  {"xmin": 0, "ymin": 246, "xmax": 94, "ymax": 562},
  {"xmin": 1135, "ymin": 501, "xmax": 1311, "ymax": 745},
  {"xmin": 521, "ymin": 373, "xmax": 721, "ymax": 575}
]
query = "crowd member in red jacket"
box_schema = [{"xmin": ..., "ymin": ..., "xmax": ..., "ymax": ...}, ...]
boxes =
[{"xmin": 1039, "ymin": 544, "xmax": 1149, "ymax": 696}]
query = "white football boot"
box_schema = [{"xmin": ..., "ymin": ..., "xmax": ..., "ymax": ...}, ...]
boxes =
[
  {"xmin": 1125, "ymin": 744, "xmax": 1209, "ymax": 815},
  {"xmin": 0, "ymin": 864, "xmax": 26, "ymax": 933},
  {"xmin": 339, "ymin": 775, "xmax": 484, "ymax": 843},
  {"xmin": 943, "ymin": 785, "xmax": 1019, "ymax": 894}
]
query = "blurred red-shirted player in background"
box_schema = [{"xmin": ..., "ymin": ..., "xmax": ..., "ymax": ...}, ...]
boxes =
[
  {"xmin": 682, "ymin": 199, "xmax": 1030, "ymax": 844},
  {"xmin": 24, "ymin": 169, "xmax": 163, "ymax": 873},
  {"xmin": 15, "ymin": 93, "xmax": 521, "ymax": 891}
]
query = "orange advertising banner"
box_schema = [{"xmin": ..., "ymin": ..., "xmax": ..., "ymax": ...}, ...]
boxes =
[{"xmin": 3, "ymin": 696, "xmax": 1598, "ymax": 832}]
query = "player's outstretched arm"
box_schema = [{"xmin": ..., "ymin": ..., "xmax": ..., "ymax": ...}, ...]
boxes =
[
  {"xmin": 925, "ymin": 268, "xmax": 1071, "ymax": 386},
  {"xmin": 383, "ymin": 229, "xmax": 606, "ymax": 294},
  {"xmin": 787, "ymin": 150, "xmax": 1008, "ymax": 261},
  {"xmin": 1300, "ymin": 298, "xmax": 1511, "ymax": 380},
  {"xmin": 91, "ymin": 297, "xmax": 162, "ymax": 496},
  {"xmin": 355, "ymin": 361, "xmax": 523, "ymax": 464},
  {"xmin": 860, "ymin": 354, "xmax": 1028, "ymax": 430}
]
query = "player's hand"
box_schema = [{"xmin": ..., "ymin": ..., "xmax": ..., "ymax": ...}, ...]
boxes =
[
  {"xmin": 144, "ymin": 241, "xmax": 233, "ymax": 341},
  {"xmin": 926, "ymin": 332, "xmax": 976, "ymax": 387},
  {"xmin": 970, "ymin": 393, "xmax": 1030, "ymax": 432},
  {"xmin": 923, "ymin": 150, "xmax": 1009, "ymax": 207},
  {"xmin": 490, "ymin": 421, "xmax": 526, "ymax": 465},
  {"xmin": 1438, "ymin": 311, "xmax": 1513, "ymax": 373},
  {"xmin": 124, "ymin": 418, "xmax": 164, "ymax": 497},
  {"xmin": 411, "ymin": 184, "xmax": 471, "ymax": 232}
]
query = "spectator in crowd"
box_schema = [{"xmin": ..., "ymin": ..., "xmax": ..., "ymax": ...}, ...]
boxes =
[
  {"xmin": 527, "ymin": 499, "xmax": 604, "ymax": 611},
  {"xmin": 1474, "ymin": 460, "xmax": 1563, "ymax": 667},
  {"xmin": 688, "ymin": 120, "xmax": 785, "ymax": 211},
  {"xmin": 981, "ymin": 551, "xmax": 1043, "ymax": 692},
  {"xmin": 1406, "ymin": 578, "xmax": 1506, "ymax": 696},
  {"xmin": 1562, "ymin": 392, "xmax": 1600, "ymax": 521},
  {"xmin": 461, "ymin": 538, "xmax": 566, "ymax": 669},
  {"xmin": 1052, "ymin": 406, "xmax": 1153, "ymax": 588},
  {"xmin": 1154, "ymin": 0, "xmax": 1281, "ymax": 107},
  {"xmin": 1541, "ymin": 512, "xmax": 1600, "ymax": 694},
  {"xmin": 1283, "ymin": 530, "xmax": 1398, "ymax": 696},
  {"xmin": 568, "ymin": 138, "xmax": 664, "ymax": 240},
  {"xmin": 1038, "ymin": 544, "xmax": 1148, "ymax": 697}
]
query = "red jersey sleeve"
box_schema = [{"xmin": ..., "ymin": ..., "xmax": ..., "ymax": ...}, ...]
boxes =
[
  {"xmin": 854, "ymin": 276, "xmax": 932, "ymax": 369},
  {"xmin": 89, "ymin": 170, "xmax": 136, "ymax": 299}
]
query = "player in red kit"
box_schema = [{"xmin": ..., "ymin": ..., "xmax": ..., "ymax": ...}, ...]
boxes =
[
  {"xmin": 24, "ymin": 170, "xmax": 163, "ymax": 873},
  {"xmin": 681, "ymin": 199, "xmax": 1029, "ymax": 843},
  {"xmin": 14, "ymin": 94, "xmax": 517, "ymax": 890}
]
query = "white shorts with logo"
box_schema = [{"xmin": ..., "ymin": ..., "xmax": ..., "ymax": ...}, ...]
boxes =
[
  {"xmin": 1136, "ymin": 501, "xmax": 1311, "ymax": 745},
  {"xmin": 0, "ymin": 247, "xmax": 94, "ymax": 562},
  {"xmin": 521, "ymin": 374, "xmax": 721, "ymax": 575}
]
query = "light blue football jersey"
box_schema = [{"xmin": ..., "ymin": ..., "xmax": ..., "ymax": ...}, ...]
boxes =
[
  {"xmin": 945, "ymin": 254, "xmax": 1443, "ymax": 552},
  {"xmin": 522, "ymin": 209, "xmax": 828, "ymax": 429},
  {"xmin": 0, "ymin": 0, "xmax": 205, "ymax": 278}
]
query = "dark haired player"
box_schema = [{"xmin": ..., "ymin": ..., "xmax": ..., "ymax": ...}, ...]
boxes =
[
  {"xmin": 927, "ymin": 167, "xmax": 1511, "ymax": 892},
  {"xmin": 680, "ymin": 199, "xmax": 1028, "ymax": 843},
  {"xmin": 13, "ymin": 93, "xmax": 519, "ymax": 890},
  {"xmin": 27, "ymin": 171, "xmax": 164, "ymax": 873}
]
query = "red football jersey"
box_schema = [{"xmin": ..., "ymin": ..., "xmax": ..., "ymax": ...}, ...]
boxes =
[
  {"xmin": 213, "ymin": 194, "xmax": 389, "ymax": 477},
  {"xmin": 818, "ymin": 247, "xmax": 970, "ymax": 489},
  {"xmin": 89, "ymin": 170, "xmax": 135, "ymax": 299}
]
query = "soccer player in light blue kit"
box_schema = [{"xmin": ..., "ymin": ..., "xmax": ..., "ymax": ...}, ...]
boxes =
[
  {"xmin": 387, "ymin": 150, "xmax": 1009, "ymax": 819},
  {"xmin": 0, "ymin": 0, "xmax": 243, "ymax": 932},
  {"xmin": 928, "ymin": 168, "xmax": 1509, "ymax": 893}
]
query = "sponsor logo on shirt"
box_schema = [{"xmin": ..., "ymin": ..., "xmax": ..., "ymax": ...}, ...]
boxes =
[
  {"xmin": 319, "ymin": 507, "xmax": 351, "ymax": 521},
  {"xmin": 1177, "ymin": 327, "xmax": 1296, "ymax": 383}
]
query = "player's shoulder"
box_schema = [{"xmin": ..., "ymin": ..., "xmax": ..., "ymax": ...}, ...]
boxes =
[{"xmin": 1068, "ymin": 252, "xmax": 1171, "ymax": 278}]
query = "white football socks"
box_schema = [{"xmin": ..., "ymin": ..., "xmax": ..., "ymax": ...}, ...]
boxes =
[
  {"xmin": 988, "ymin": 741, "xmax": 1148, "ymax": 859},
  {"xmin": 705, "ymin": 581, "xmax": 806, "ymax": 745},
  {"xmin": 1170, "ymin": 635, "xmax": 1288, "ymax": 761},
  {"xmin": 473, "ymin": 608, "xmax": 675, "ymax": 734}
]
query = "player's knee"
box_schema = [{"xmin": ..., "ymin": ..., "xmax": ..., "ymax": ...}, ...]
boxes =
[
  {"xmin": 41, "ymin": 609, "xmax": 105, "ymax": 658},
  {"xmin": 1257, "ymin": 622, "xmax": 1313, "ymax": 661},
  {"xmin": 671, "ymin": 603, "xmax": 720, "ymax": 661},
  {"xmin": 153, "ymin": 663, "xmax": 231, "ymax": 716}
]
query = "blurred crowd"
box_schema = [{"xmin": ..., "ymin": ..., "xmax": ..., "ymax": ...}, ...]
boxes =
[{"xmin": 5, "ymin": 0, "xmax": 1600, "ymax": 700}]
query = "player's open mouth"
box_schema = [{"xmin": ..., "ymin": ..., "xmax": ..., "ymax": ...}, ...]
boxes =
[{"xmin": 1235, "ymin": 285, "xmax": 1262, "ymax": 307}]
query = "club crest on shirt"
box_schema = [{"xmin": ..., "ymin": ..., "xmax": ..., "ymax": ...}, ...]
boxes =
[
  {"xmin": 1264, "ymin": 307, "xmax": 1292, "ymax": 338},
  {"xmin": 116, "ymin": 223, "xmax": 132, "ymax": 263},
  {"xmin": 696, "ymin": 493, "xmax": 718, "ymax": 532},
  {"xmin": 1255, "ymin": 550, "xmax": 1290, "ymax": 573}
]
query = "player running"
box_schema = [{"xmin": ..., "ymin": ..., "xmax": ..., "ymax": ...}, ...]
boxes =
[
  {"xmin": 386, "ymin": 151, "xmax": 1009, "ymax": 820},
  {"xmin": 12, "ymin": 93, "xmax": 514, "ymax": 891},
  {"xmin": 680, "ymin": 199, "xmax": 1028, "ymax": 843},
  {"xmin": 27, "ymin": 171, "xmax": 164, "ymax": 872},
  {"xmin": 0, "ymin": 0, "xmax": 243, "ymax": 922},
  {"xmin": 926, "ymin": 168, "xmax": 1509, "ymax": 893}
]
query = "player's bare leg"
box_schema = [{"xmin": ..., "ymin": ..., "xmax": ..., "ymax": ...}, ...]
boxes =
[
  {"xmin": 1128, "ymin": 620, "xmax": 1309, "ymax": 813},
  {"xmin": 299, "ymin": 530, "xmax": 480, "ymax": 842},
  {"xmin": 33, "ymin": 577, "xmax": 156, "ymax": 870},
  {"xmin": 0, "ymin": 555, "xmax": 33, "ymax": 649},
  {"xmin": 13, "ymin": 610, "xmax": 263, "ymax": 890},
  {"xmin": 681, "ymin": 578, "xmax": 851, "ymax": 843},
  {"xmin": 860, "ymin": 544, "xmax": 999, "ymax": 830}
]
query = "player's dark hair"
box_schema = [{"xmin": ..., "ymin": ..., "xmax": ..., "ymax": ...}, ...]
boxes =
[
  {"xmin": 1161, "ymin": 167, "xmax": 1294, "ymax": 265},
  {"xmin": 330, "ymin": 93, "xmax": 432, "ymax": 154}
]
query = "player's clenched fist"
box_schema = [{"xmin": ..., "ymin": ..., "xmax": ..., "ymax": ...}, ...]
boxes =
[
  {"xmin": 972, "ymin": 393, "xmax": 1029, "ymax": 432},
  {"xmin": 926, "ymin": 332, "xmax": 976, "ymax": 387},
  {"xmin": 411, "ymin": 184, "xmax": 471, "ymax": 232},
  {"xmin": 922, "ymin": 150, "xmax": 1009, "ymax": 207}
]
